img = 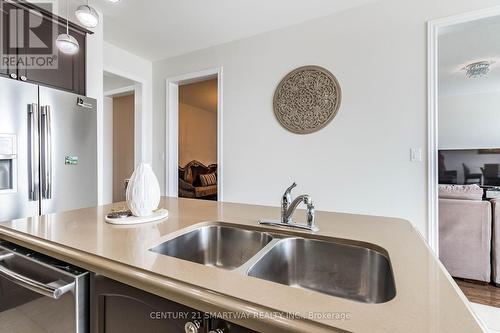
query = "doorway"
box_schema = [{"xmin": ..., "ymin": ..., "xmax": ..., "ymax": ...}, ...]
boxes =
[
  {"xmin": 428, "ymin": 6, "xmax": 500, "ymax": 255},
  {"xmin": 428, "ymin": 7, "xmax": 500, "ymax": 315},
  {"xmin": 166, "ymin": 68, "xmax": 223, "ymax": 201},
  {"xmin": 111, "ymin": 94, "xmax": 135, "ymax": 202},
  {"xmin": 178, "ymin": 78, "xmax": 218, "ymax": 201},
  {"xmin": 103, "ymin": 71, "xmax": 140, "ymax": 203}
]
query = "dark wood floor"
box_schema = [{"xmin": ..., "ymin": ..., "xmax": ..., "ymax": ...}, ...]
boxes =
[{"xmin": 455, "ymin": 278, "xmax": 500, "ymax": 308}]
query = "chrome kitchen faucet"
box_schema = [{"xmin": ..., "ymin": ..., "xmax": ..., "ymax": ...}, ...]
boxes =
[{"xmin": 259, "ymin": 182, "xmax": 318, "ymax": 231}]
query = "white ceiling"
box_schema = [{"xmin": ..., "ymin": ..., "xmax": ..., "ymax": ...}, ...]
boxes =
[
  {"xmin": 439, "ymin": 15, "xmax": 500, "ymax": 97},
  {"xmin": 94, "ymin": 0, "xmax": 378, "ymax": 61}
]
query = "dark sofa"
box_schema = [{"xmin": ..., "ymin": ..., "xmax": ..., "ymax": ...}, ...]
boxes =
[{"xmin": 178, "ymin": 160, "xmax": 217, "ymax": 200}]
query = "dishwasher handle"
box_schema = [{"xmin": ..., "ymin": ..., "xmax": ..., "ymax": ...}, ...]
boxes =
[{"xmin": 0, "ymin": 253, "xmax": 75, "ymax": 299}]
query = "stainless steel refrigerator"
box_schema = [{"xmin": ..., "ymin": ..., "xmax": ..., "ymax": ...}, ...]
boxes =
[{"xmin": 0, "ymin": 78, "xmax": 97, "ymax": 222}]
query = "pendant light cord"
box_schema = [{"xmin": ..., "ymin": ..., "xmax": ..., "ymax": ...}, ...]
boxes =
[{"xmin": 66, "ymin": 0, "xmax": 69, "ymax": 35}]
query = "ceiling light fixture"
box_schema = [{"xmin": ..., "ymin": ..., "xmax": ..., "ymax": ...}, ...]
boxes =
[
  {"xmin": 107, "ymin": 0, "xmax": 121, "ymax": 3},
  {"xmin": 56, "ymin": 0, "xmax": 79, "ymax": 55},
  {"xmin": 75, "ymin": 0, "xmax": 99, "ymax": 28},
  {"xmin": 462, "ymin": 61, "xmax": 492, "ymax": 79}
]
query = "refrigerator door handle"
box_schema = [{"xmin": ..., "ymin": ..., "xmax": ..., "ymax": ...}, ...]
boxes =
[
  {"xmin": 28, "ymin": 104, "xmax": 39, "ymax": 201},
  {"xmin": 41, "ymin": 106, "xmax": 52, "ymax": 200}
]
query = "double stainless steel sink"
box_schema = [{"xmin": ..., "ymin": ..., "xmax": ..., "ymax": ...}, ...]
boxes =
[{"xmin": 150, "ymin": 224, "xmax": 396, "ymax": 304}]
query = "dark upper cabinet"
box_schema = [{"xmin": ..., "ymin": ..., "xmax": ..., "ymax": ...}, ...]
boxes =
[
  {"xmin": 0, "ymin": 0, "xmax": 87, "ymax": 95},
  {"xmin": 19, "ymin": 11, "xmax": 87, "ymax": 94},
  {"xmin": 0, "ymin": 1, "xmax": 16, "ymax": 78}
]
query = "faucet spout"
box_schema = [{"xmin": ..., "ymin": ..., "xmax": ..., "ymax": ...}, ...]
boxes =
[
  {"xmin": 283, "ymin": 195, "xmax": 314, "ymax": 226},
  {"xmin": 260, "ymin": 184, "xmax": 318, "ymax": 231}
]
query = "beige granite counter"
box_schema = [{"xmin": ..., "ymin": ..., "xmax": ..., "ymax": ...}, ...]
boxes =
[{"xmin": 0, "ymin": 197, "xmax": 487, "ymax": 332}]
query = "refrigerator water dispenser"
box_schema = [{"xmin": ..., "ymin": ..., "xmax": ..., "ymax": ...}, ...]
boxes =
[{"xmin": 0, "ymin": 135, "xmax": 17, "ymax": 192}]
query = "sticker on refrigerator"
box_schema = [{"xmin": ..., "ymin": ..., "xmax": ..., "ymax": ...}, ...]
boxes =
[
  {"xmin": 65, "ymin": 156, "xmax": 79, "ymax": 165},
  {"xmin": 76, "ymin": 97, "xmax": 94, "ymax": 109}
]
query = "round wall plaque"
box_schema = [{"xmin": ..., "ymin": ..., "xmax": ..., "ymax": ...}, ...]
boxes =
[{"xmin": 273, "ymin": 65, "xmax": 342, "ymax": 134}]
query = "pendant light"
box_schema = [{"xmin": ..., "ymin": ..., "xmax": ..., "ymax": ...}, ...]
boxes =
[
  {"xmin": 56, "ymin": 0, "xmax": 79, "ymax": 55},
  {"xmin": 75, "ymin": 0, "xmax": 99, "ymax": 28}
]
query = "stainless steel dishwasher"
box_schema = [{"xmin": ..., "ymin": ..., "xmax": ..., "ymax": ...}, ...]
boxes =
[{"xmin": 0, "ymin": 241, "xmax": 89, "ymax": 333}]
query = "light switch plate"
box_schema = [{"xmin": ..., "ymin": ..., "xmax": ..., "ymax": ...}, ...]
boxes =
[{"xmin": 410, "ymin": 148, "xmax": 422, "ymax": 162}]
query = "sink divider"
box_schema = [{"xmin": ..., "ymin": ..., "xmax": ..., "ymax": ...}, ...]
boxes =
[{"xmin": 234, "ymin": 237, "xmax": 293, "ymax": 275}]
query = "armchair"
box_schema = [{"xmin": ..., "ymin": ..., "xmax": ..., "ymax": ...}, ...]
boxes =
[{"xmin": 438, "ymin": 185, "xmax": 491, "ymax": 282}]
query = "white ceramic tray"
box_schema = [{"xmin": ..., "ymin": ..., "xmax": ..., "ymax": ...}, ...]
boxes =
[{"xmin": 105, "ymin": 209, "xmax": 169, "ymax": 225}]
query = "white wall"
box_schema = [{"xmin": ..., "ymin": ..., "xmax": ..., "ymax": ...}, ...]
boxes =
[
  {"xmin": 103, "ymin": 42, "xmax": 153, "ymax": 166},
  {"xmin": 439, "ymin": 91, "xmax": 500, "ymax": 149},
  {"xmin": 103, "ymin": 97, "xmax": 113, "ymax": 204},
  {"xmin": 152, "ymin": 0, "xmax": 500, "ymax": 237},
  {"xmin": 179, "ymin": 103, "xmax": 217, "ymax": 167}
]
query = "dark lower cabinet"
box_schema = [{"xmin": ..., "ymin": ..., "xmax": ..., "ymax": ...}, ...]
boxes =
[{"xmin": 92, "ymin": 276, "xmax": 257, "ymax": 333}]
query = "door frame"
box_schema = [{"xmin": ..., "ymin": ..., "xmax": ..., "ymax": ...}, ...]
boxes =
[
  {"xmin": 165, "ymin": 67, "xmax": 224, "ymax": 200},
  {"xmin": 103, "ymin": 67, "xmax": 146, "ymax": 168},
  {"xmin": 427, "ymin": 6, "xmax": 500, "ymax": 254}
]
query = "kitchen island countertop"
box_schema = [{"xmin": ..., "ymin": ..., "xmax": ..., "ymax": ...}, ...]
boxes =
[{"xmin": 0, "ymin": 197, "xmax": 486, "ymax": 332}]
